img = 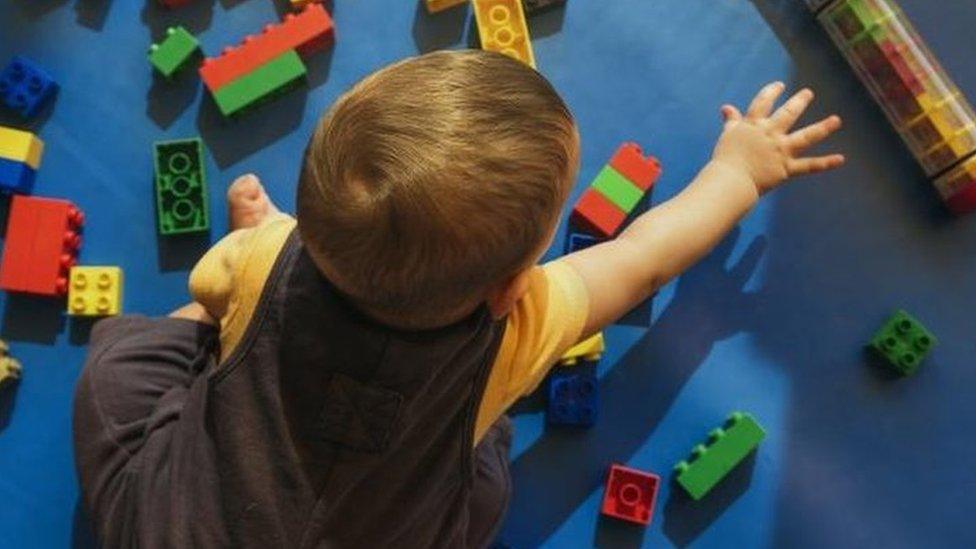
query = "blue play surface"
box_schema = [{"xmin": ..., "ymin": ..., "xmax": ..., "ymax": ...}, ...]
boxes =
[{"xmin": 1, "ymin": 0, "xmax": 975, "ymax": 547}]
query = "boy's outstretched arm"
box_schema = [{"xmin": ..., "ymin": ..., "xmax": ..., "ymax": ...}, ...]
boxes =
[{"xmin": 563, "ymin": 83, "xmax": 845, "ymax": 336}]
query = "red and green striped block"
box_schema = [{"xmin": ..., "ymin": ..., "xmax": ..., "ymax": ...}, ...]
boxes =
[{"xmin": 571, "ymin": 143, "xmax": 661, "ymax": 238}]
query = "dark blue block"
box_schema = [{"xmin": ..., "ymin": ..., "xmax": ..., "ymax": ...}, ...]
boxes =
[
  {"xmin": 0, "ymin": 56, "xmax": 58, "ymax": 119},
  {"xmin": 546, "ymin": 372, "xmax": 598, "ymax": 427},
  {"xmin": 0, "ymin": 157, "xmax": 36, "ymax": 194},
  {"xmin": 565, "ymin": 231, "xmax": 602, "ymax": 254},
  {"xmin": 563, "ymin": 230, "xmax": 654, "ymax": 326}
]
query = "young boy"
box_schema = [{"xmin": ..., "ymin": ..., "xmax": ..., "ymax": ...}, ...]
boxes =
[{"xmin": 73, "ymin": 50, "xmax": 842, "ymax": 547}]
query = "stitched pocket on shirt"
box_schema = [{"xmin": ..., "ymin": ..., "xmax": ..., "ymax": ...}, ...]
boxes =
[{"xmin": 315, "ymin": 373, "xmax": 403, "ymax": 453}]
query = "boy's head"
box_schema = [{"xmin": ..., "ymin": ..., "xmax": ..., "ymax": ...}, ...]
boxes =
[{"xmin": 298, "ymin": 50, "xmax": 579, "ymax": 328}]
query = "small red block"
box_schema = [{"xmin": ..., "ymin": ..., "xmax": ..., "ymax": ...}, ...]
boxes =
[
  {"xmin": 601, "ymin": 463, "xmax": 660, "ymax": 526},
  {"xmin": 608, "ymin": 142, "xmax": 661, "ymax": 191},
  {"xmin": 0, "ymin": 195, "xmax": 84, "ymax": 297},
  {"xmin": 946, "ymin": 179, "xmax": 976, "ymax": 215},
  {"xmin": 571, "ymin": 188, "xmax": 626, "ymax": 238}
]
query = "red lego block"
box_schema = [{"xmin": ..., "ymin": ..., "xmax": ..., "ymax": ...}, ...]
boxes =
[
  {"xmin": 946, "ymin": 178, "xmax": 976, "ymax": 215},
  {"xmin": 608, "ymin": 142, "xmax": 662, "ymax": 191},
  {"xmin": 571, "ymin": 188, "xmax": 627, "ymax": 238},
  {"xmin": 199, "ymin": 4, "xmax": 334, "ymax": 92},
  {"xmin": 0, "ymin": 196, "xmax": 84, "ymax": 297},
  {"xmin": 601, "ymin": 463, "xmax": 660, "ymax": 526}
]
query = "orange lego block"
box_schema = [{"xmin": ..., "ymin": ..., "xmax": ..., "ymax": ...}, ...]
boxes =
[
  {"xmin": 608, "ymin": 143, "xmax": 662, "ymax": 191},
  {"xmin": 472, "ymin": 0, "xmax": 536, "ymax": 68}
]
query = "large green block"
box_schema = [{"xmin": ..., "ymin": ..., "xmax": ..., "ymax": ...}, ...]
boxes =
[
  {"xmin": 212, "ymin": 50, "xmax": 307, "ymax": 117},
  {"xmin": 149, "ymin": 26, "xmax": 200, "ymax": 79},
  {"xmin": 153, "ymin": 138, "xmax": 209, "ymax": 235},
  {"xmin": 673, "ymin": 412, "xmax": 766, "ymax": 500},
  {"xmin": 869, "ymin": 310, "xmax": 937, "ymax": 375},
  {"xmin": 590, "ymin": 166, "xmax": 644, "ymax": 213}
]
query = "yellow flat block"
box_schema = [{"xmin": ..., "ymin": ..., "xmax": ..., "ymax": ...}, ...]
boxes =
[
  {"xmin": 472, "ymin": 0, "xmax": 536, "ymax": 68},
  {"xmin": 68, "ymin": 266, "xmax": 123, "ymax": 317},
  {"xmin": 426, "ymin": 0, "xmax": 466, "ymax": 13},
  {"xmin": 559, "ymin": 332, "xmax": 605, "ymax": 366},
  {"xmin": 0, "ymin": 126, "xmax": 43, "ymax": 169}
]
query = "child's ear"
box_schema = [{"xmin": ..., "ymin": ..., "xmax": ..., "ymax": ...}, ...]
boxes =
[{"xmin": 486, "ymin": 268, "xmax": 534, "ymax": 320}]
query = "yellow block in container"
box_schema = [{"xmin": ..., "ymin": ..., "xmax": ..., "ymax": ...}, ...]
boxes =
[{"xmin": 0, "ymin": 126, "xmax": 43, "ymax": 169}]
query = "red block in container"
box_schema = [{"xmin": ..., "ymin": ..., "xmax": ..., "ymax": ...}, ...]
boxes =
[
  {"xmin": 945, "ymin": 174, "xmax": 976, "ymax": 215},
  {"xmin": 571, "ymin": 188, "xmax": 627, "ymax": 239},
  {"xmin": 0, "ymin": 196, "xmax": 84, "ymax": 297},
  {"xmin": 601, "ymin": 463, "xmax": 660, "ymax": 526},
  {"xmin": 608, "ymin": 142, "xmax": 662, "ymax": 191},
  {"xmin": 199, "ymin": 4, "xmax": 335, "ymax": 92}
]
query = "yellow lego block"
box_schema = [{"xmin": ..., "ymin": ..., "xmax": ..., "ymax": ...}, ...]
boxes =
[
  {"xmin": 472, "ymin": 0, "xmax": 536, "ymax": 68},
  {"xmin": 0, "ymin": 126, "xmax": 44, "ymax": 169},
  {"xmin": 559, "ymin": 332, "xmax": 605, "ymax": 366},
  {"xmin": 425, "ymin": 0, "xmax": 466, "ymax": 13},
  {"xmin": 67, "ymin": 266, "xmax": 123, "ymax": 317},
  {"xmin": 0, "ymin": 339, "xmax": 21, "ymax": 388}
]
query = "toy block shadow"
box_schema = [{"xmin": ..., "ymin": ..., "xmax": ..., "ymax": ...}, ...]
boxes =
[
  {"xmin": 147, "ymin": 70, "xmax": 201, "ymax": 130},
  {"xmin": 500, "ymin": 229, "xmax": 765, "ymax": 547},
  {"xmin": 75, "ymin": 0, "xmax": 112, "ymax": 31},
  {"xmin": 525, "ymin": 3, "xmax": 566, "ymax": 38},
  {"xmin": 661, "ymin": 451, "xmax": 759, "ymax": 548},
  {"xmin": 10, "ymin": 0, "xmax": 69, "ymax": 21},
  {"xmin": 274, "ymin": 0, "xmax": 334, "ymax": 18},
  {"xmin": 156, "ymin": 229, "xmax": 211, "ymax": 272},
  {"xmin": 140, "ymin": 0, "xmax": 217, "ymax": 37},
  {"xmin": 1, "ymin": 294, "xmax": 67, "ymax": 345},
  {"xmin": 412, "ymin": 0, "xmax": 469, "ymax": 54},
  {"xmin": 71, "ymin": 499, "xmax": 97, "ymax": 549},
  {"xmin": 68, "ymin": 316, "xmax": 97, "ymax": 346},
  {"xmin": 0, "ymin": 381, "xmax": 20, "ymax": 432}
]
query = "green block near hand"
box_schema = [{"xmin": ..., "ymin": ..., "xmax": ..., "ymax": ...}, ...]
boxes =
[
  {"xmin": 149, "ymin": 27, "xmax": 200, "ymax": 79},
  {"xmin": 590, "ymin": 166, "xmax": 645, "ymax": 213}
]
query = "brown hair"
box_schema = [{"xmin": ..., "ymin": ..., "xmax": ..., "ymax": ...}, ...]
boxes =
[{"xmin": 297, "ymin": 50, "xmax": 578, "ymax": 327}]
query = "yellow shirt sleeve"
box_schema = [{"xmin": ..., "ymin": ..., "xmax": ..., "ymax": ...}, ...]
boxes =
[
  {"xmin": 473, "ymin": 260, "xmax": 590, "ymax": 444},
  {"xmin": 189, "ymin": 214, "xmax": 297, "ymax": 363}
]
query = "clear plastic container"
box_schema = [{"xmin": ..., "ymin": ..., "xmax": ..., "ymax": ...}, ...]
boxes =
[{"xmin": 810, "ymin": 0, "xmax": 976, "ymax": 213}]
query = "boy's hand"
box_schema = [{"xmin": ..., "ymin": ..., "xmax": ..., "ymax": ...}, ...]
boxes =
[{"xmin": 714, "ymin": 82, "xmax": 844, "ymax": 196}]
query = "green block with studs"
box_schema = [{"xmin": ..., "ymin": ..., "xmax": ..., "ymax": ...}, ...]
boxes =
[
  {"xmin": 869, "ymin": 310, "xmax": 937, "ymax": 375},
  {"xmin": 211, "ymin": 50, "xmax": 307, "ymax": 117},
  {"xmin": 590, "ymin": 166, "xmax": 645, "ymax": 213},
  {"xmin": 149, "ymin": 26, "xmax": 201, "ymax": 79},
  {"xmin": 673, "ymin": 412, "xmax": 766, "ymax": 500},
  {"xmin": 153, "ymin": 138, "xmax": 209, "ymax": 235}
]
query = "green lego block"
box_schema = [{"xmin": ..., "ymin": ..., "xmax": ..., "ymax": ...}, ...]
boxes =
[
  {"xmin": 869, "ymin": 310, "xmax": 937, "ymax": 375},
  {"xmin": 673, "ymin": 412, "xmax": 766, "ymax": 500},
  {"xmin": 149, "ymin": 26, "xmax": 200, "ymax": 79},
  {"xmin": 153, "ymin": 138, "xmax": 209, "ymax": 235},
  {"xmin": 590, "ymin": 166, "xmax": 644, "ymax": 213},
  {"xmin": 211, "ymin": 50, "xmax": 307, "ymax": 117}
]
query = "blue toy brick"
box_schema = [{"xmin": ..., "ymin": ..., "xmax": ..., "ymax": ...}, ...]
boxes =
[
  {"xmin": 0, "ymin": 157, "xmax": 35, "ymax": 194},
  {"xmin": 0, "ymin": 56, "xmax": 59, "ymax": 119},
  {"xmin": 565, "ymin": 231, "xmax": 602, "ymax": 254},
  {"xmin": 547, "ymin": 372, "xmax": 598, "ymax": 427}
]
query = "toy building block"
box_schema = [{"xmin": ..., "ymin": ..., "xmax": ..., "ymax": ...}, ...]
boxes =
[
  {"xmin": 546, "ymin": 371, "xmax": 598, "ymax": 427},
  {"xmin": 291, "ymin": 0, "xmax": 323, "ymax": 9},
  {"xmin": 601, "ymin": 464, "xmax": 660, "ymax": 526},
  {"xmin": 565, "ymin": 232, "xmax": 602, "ymax": 254},
  {"xmin": 68, "ymin": 266, "xmax": 123, "ymax": 317},
  {"xmin": 869, "ymin": 310, "xmax": 937, "ymax": 375},
  {"xmin": 559, "ymin": 332, "xmax": 604, "ymax": 366},
  {"xmin": 149, "ymin": 27, "xmax": 201, "ymax": 79},
  {"xmin": 673, "ymin": 412, "xmax": 766, "ymax": 500},
  {"xmin": 0, "ymin": 339, "xmax": 22, "ymax": 389},
  {"xmin": 472, "ymin": 0, "xmax": 536, "ymax": 68},
  {"xmin": 211, "ymin": 50, "xmax": 307, "ymax": 117},
  {"xmin": 154, "ymin": 138, "xmax": 209, "ymax": 235},
  {"xmin": 0, "ymin": 125, "xmax": 44, "ymax": 169},
  {"xmin": 426, "ymin": 0, "xmax": 467, "ymax": 13},
  {"xmin": 0, "ymin": 56, "xmax": 58, "ymax": 119},
  {"xmin": 935, "ymin": 156, "xmax": 976, "ymax": 215},
  {"xmin": 0, "ymin": 156, "xmax": 36, "ymax": 194},
  {"xmin": 0, "ymin": 196, "xmax": 84, "ymax": 297},
  {"xmin": 523, "ymin": 0, "xmax": 567, "ymax": 14},
  {"xmin": 199, "ymin": 4, "xmax": 334, "ymax": 93},
  {"xmin": 571, "ymin": 143, "xmax": 660, "ymax": 238}
]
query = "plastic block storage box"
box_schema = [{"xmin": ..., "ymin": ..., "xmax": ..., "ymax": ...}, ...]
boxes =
[
  {"xmin": 571, "ymin": 143, "xmax": 661, "ymax": 238},
  {"xmin": 869, "ymin": 309, "xmax": 937, "ymax": 375},
  {"xmin": 808, "ymin": 0, "xmax": 976, "ymax": 214},
  {"xmin": 601, "ymin": 464, "xmax": 660, "ymax": 526},
  {"xmin": 0, "ymin": 196, "xmax": 84, "ymax": 297},
  {"xmin": 0, "ymin": 56, "xmax": 58, "ymax": 118},
  {"xmin": 673, "ymin": 412, "xmax": 766, "ymax": 500},
  {"xmin": 67, "ymin": 266, "xmax": 123, "ymax": 317},
  {"xmin": 149, "ymin": 27, "xmax": 201, "ymax": 79},
  {"xmin": 546, "ymin": 371, "xmax": 598, "ymax": 427},
  {"xmin": 154, "ymin": 138, "xmax": 209, "ymax": 235},
  {"xmin": 472, "ymin": 0, "xmax": 536, "ymax": 67}
]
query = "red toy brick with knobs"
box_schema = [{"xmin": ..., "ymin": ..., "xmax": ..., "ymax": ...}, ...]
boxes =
[{"xmin": 0, "ymin": 196, "xmax": 84, "ymax": 297}]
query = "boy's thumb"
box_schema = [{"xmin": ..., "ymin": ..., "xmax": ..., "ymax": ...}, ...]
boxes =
[{"xmin": 721, "ymin": 104, "xmax": 743, "ymax": 125}]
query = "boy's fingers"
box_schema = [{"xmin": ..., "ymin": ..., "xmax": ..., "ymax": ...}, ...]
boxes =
[
  {"xmin": 771, "ymin": 88, "xmax": 814, "ymax": 131},
  {"xmin": 787, "ymin": 154, "xmax": 846, "ymax": 176},
  {"xmin": 786, "ymin": 115, "xmax": 843, "ymax": 152},
  {"xmin": 721, "ymin": 104, "xmax": 743, "ymax": 126},
  {"xmin": 746, "ymin": 81, "xmax": 786, "ymax": 120}
]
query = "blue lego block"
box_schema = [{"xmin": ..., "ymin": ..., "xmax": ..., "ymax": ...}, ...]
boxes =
[
  {"xmin": 0, "ymin": 157, "xmax": 35, "ymax": 194},
  {"xmin": 546, "ymin": 372, "xmax": 598, "ymax": 427},
  {"xmin": 0, "ymin": 56, "xmax": 58, "ymax": 119},
  {"xmin": 565, "ymin": 231, "xmax": 602, "ymax": 254}
]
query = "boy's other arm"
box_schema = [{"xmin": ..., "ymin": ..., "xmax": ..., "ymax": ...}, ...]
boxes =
[{"xmin": 563, "ymin": 83, "xmax": 844, "ymax": 336}]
